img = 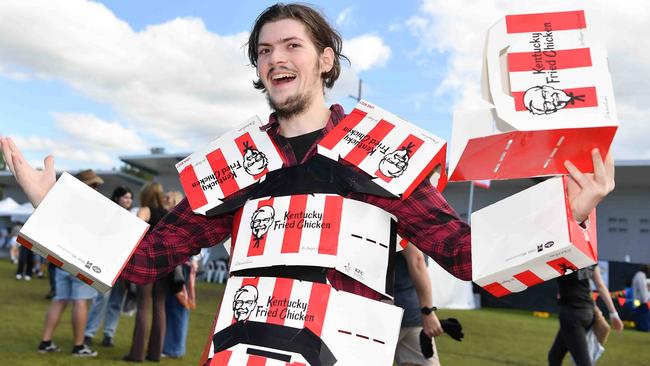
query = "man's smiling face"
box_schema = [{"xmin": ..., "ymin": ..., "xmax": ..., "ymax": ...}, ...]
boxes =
[{"xmin": 256, "ymin": 18, "xmax": 331, "ymax": 118}]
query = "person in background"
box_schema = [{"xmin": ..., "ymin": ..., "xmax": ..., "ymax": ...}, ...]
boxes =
[
  {"xmin": 394, "ymin": 241, "xmax": 443, "ymax": 366},
  {"xmin": 631, "ymin": 264, "xmax": 650, "ymax": 331},
  {"xmin": 123, "ymin": 182, "xmax": 169, "ymax": 362},
  {"xmin": 162, "ymin": 191, "xmax": 199, "ymax": 358},
  {"xmin": 45, "ymin": 259, "xmax": 57, "ymax": 299},
  {"xmin": 548, "ymin": 265, "xmax": 624, "ymax": 366},
  {"xmin": 37, "ymin": 169, "xmax": 101, "ymax": 357},
  {"xmin": 161, "ymin": 191, "xmax": 198, "ymax": 359},
  {"xmin": 8, "ymin": 224, "xmax": 20, "ymax": 264},
  {"xmin": 0, "ymin": 226, "xmax": 8, "ymax": 249},
  {"xmin": 33, "ymin": 253, "xmax": 45, "ymax": 278},
  {"xmin": 13, "ymin": 223, "xmax": 33, "ymax": 280},
  {"xmin": 83, "ymin": 186, "xmax": 134, "ymax": 347}
]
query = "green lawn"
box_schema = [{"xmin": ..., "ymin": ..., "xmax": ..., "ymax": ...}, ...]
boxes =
[{"xmin": 0, "ymin": 259, "xmax": 648, "ymax": 365}]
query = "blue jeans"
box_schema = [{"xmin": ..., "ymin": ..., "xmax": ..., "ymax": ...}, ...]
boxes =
[
  {"xmin": 53, "ymin": 268, "xmax": 97, "ymax": 300},
  {"xmin": 84, "ymin": 279, "xmax": 125, "ymax": 338},
  {"xmin": 162, "ymin": 292, "xmax": 190, "ymax": 357}
]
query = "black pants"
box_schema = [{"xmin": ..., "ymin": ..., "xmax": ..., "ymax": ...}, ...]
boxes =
[
  {"xmin": 548, "ymin": 306, "xmax": 594, "ymax": 366},
  {"xmin": 16, "ymin": 246, "xmax": 34, "ymax": 276},
  {"xmin": 126, "ymin": 277, "xmax": 169, "ymax": 361},
  {"xmin": 48, "ymin": 262, "xmax": 57, "ymax": 294}
]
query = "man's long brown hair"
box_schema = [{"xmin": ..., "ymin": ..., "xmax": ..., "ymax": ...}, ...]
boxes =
[{"xmin": 247, "ymin": 3, "xmax": 348, "ymax": 91}]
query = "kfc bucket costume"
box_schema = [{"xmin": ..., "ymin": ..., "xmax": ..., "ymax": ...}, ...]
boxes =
[
  {"xmin": 171, "ymin": 102, "xmax": 456, "ymax": 365},
  {"xmin": 124, "ymin": 102, "xmax": 466, "ymax": 365}
]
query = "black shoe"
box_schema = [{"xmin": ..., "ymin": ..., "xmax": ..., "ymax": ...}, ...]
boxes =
[
  {"xmin": 72, "ymin": 344, "xmax": 97, "ymax": 357},
  {"xmin": 37, "ymin": 341, "xmax": 60, "ymax": 353},
  {"xmin": 101, "ymin": 336, "xmax": 114, "ymax": 347},
  {"xmin": 122, "ymin": 354, "xmax": 143, "ymax": 362},
  {"xmin": 83, "ymin": 336, "xmax": 93, "ymax": 346},
  {"xmin": 145, "ymin": 355, "xmax": 160, "ymax": 362}
]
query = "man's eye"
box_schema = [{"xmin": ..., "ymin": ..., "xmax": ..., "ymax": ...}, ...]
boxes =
[
  {"xmin": 289, "ymin": 43, "xmax": 301, "ymax": 49},
  {"xmin": 258, "ymin": 48, "xmax": 270, "ymax": 55}
]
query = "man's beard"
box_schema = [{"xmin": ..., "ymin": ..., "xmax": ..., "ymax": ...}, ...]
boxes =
[
  {"xmin": 266, "ymin": 63, "xmax": 320, "ymax": 120},
  {"xmin": 267, "ymin": 90, "xmax": 311, "ymax": 120}
]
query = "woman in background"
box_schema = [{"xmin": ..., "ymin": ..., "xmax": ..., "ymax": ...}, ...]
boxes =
[
  {"xmin": 124, "ymin": 182, "xmax": 169, "ymax": 362},
  {"xmin": 84, "ymin": 186, "xmax": 133, "ymax": 347},
  {"xmin": 161, "ymin": 191, "xmax": 197, "ymax": 359}
]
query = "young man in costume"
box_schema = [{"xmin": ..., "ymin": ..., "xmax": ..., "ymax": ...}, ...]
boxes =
[{"xmin": 1, "ymin": 3, "xmax": 615, "ymax": 365}]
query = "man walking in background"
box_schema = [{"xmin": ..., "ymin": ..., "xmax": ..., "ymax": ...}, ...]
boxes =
[
  {"xmin": 395, "ymin": 241, "xmax": 444, "ymax": 366},
  {"xmin": 37, "ymin": 170, "xmax": 101, "ymax": 357}
]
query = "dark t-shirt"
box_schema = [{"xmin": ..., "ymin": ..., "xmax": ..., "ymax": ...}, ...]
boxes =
[
  {"xmin": 148, "ymin": 206, "xmax": 168, "ymax": 230},
  {"xmin": 394, "ymin": 252, "xmax": 424, "ymax": 327},
  {"xmin": 285, "ymin": 129, "xmax": 323, "ymax": 163},
  {"xmin": 558, "ymin": 265, "xmax": 595, "ymax": 309}
]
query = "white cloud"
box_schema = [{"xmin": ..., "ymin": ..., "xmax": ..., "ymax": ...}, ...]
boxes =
[
  {"xmin": 327, "ymin": 34, "xmax": 392, "ymax": 103},
  {"xmin": 11, "ymin": 136, "xmax": 58, "ymax": 151},
  {"xmin": 343, "ymin": 34, "xmax": 392, "ymax": 72},
  {"xmin": 12, "ymin": 134, "xmax": 114, "ymax": 167},
  {"xmin": 612, "ymin": 104, "xmax": 650, "ymax": 159},
  {"xmin": 0, "ymin": 64, "xmax": 29, "ymax": 81},
  {"xmin": 336, "ymin": 7, "xmax": 354, "ymax": 27},
  {"xmin": 0, "ymin": 0, "xmax": 270, "ymax": 156},
  {"xmin": 406, "ymin": 0, "xmax": 650, "ymax": 159},
  {"xmin": 52, "ymin": 112, "xmax": 147, "ymax": 151},
  {"xmin": 326, "ymin": 65, "xmax": 360, "ymax": 104}
]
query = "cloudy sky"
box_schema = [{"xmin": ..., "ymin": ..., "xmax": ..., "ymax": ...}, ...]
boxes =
[{"xmin": 0, "ymin": 0, "xmax": 648, "ymax": 171}]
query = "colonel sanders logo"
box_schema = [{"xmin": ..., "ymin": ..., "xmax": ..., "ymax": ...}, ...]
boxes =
[
  {"xmin": 242, "ymin": 141, "xmax": 268, "ymax": 176},
  {"xmin": 250, "ymin": 205, "xmax": 275, "ymax": 246},
  {"xmin": 523, "ymin": 85, "xmax": 585, "ymax": 115},
  {"xmin": 378, "ymin": 142, "xmax": 416, "ymax": 178},
  {"xmin": 232, "ymin": 285, "xmax": 258, "ymax": 321}
]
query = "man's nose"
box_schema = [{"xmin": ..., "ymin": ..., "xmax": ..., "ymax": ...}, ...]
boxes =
[{"xmin": 268, "ymin": 48, "xmax": 287, "ymax": 66}]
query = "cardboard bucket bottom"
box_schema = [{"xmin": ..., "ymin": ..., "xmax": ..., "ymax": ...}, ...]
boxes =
[{"xmin": 205, "ymin": 276, "xmax": 403, "ymax": 366}]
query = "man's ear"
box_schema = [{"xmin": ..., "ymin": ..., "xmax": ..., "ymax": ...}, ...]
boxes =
[{"xmin": 319, "ymin": 47, "xmax": 335, "ymax": 74}]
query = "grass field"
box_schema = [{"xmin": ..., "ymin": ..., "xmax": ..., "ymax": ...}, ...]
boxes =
[{"xmin": 0, "ymin": 259, "xmax": 648, "ymax": 365}]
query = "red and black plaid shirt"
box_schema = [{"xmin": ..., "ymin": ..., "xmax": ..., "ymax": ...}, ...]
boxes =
[{"xmin": 121, "ymin": 104, "xmax": 471, "ymax": 300}]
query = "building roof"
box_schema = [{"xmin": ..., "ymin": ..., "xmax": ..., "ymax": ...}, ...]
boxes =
[{"xmin": 119, "ymin": 152, "xmax": 188, "ymax": 175}]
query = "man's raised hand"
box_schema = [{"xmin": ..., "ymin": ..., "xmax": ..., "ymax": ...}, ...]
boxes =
[
  {"xmin": 564, "ymin": 148, "xmax": 615, "ymax": 223},
  {"xmin": 0, "ymin": 136, "xmax": 56, "ymax": 207}
]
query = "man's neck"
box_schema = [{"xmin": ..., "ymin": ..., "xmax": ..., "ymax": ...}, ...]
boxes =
[{"xmin": 277, "ymin": 94, "xmax": 330, "ymax": 138}]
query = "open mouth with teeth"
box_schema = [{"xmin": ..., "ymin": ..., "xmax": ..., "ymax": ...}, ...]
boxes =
[{"xmin": 270, "ymin": 72, "xmax": 297, "ymax": 86}]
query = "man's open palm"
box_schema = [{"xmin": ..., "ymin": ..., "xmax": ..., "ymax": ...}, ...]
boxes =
[{"xmin": 0, "ymin": 136, "xmax": 56, "ymax": 207}]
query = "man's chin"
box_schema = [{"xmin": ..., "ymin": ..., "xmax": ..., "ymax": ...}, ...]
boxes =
[
  {"xmin": 269, "ymin": 95, "xmax": 296, "ymax": 109},
  {"xmin": 267, "ymin": 92, "xmax": 310, "ymax": 119}
]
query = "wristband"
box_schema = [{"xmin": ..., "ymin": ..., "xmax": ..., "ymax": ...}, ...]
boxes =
[
  {"xmin": 420, "ymin": 306, "xmax": 437, "ymax": 315},
  {"xmin": 609, "ymin": 312, "xmax": 620, "ymax": 319}
]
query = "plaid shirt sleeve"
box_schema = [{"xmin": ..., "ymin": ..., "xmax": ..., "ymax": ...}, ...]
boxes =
[
  {"xmin": 120, "ymin": 198, "xmax": 233, "ymax": 284},
  {"xmin": 353, "ymin": 179, "xmax": 472, "ymax": 281}
]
